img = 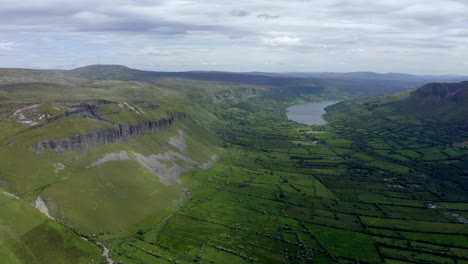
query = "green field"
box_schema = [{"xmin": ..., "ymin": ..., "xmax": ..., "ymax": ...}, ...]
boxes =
[
  {"xmin": 0, "ymin": 69, "xmax": 467, "ymax": 263},
  {"xmin": 103, "ymin": 94, "xmax": 467, "ymax": 263}
]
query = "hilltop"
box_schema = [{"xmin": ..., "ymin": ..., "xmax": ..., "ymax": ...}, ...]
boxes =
[
  {"xmin": 399, "ymin": 81, "xmax": 468, "ymax": 120},
  {"xmin": 409, "ymin": 81, "xmax": 468, "ymax": 104}
]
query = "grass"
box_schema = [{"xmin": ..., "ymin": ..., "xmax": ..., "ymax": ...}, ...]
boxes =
[
  {"xmin": 0, "ymin": 78, "xmax": 227, "ymax": 263},
  {"xmin": 110, "ymin": 92, "xmax": 467, "ymax": 263},
  {"xmin": 438, "ymin": 202, "xmax": 468, "ymax": 210},
  {"xmin": 0, "ymin": 192, "xmax": 103, "ymax": 263},
  {"xmin": 362, "ymin": 216, "xmax": 468, "ymax": 234},
  {"xmin": 1, "ymin": 72, "xmax": 468, "ymax": 263},
  {"xmin": 380, "ymin": 205, "xmax": 451, "ymax": 222},
  {"xmin": 42, "ymin": 160, "xmax": 184, "ymax": 234},
  {"xmin": 307, "ymin": 223, "xmax": 380, "ymax": 261}
]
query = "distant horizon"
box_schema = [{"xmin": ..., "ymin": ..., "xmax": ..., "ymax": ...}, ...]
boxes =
[{"xmin": 1, "ymin": 64, "xmax": 467, "ymax": 77}]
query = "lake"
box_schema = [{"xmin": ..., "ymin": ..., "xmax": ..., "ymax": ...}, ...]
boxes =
[{"xmin": 286, "ymin": 101, "xmax": 338, "ymax": 125}]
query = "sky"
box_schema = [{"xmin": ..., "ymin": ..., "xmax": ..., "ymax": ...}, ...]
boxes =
[{"xmin": 0, "ymin": 0, "xmax": 467, "ymax": 74}]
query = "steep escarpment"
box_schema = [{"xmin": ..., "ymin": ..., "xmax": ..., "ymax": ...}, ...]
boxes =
[{"xmin": 36, "ymin": 113, "xmax": 185, "ymax": 152}]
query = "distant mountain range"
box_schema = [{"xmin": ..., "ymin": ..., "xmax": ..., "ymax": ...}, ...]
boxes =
[
  {"xmin": 277, "ymin": 71, "xmax": 468, "ymax": 82},
  {"xmin": 66, "ymin": 64, "xmax": 468, "ymax": 84},
  {"xmin": 1, "ymin": 64, "xmax": 466, "ymax": 100}
]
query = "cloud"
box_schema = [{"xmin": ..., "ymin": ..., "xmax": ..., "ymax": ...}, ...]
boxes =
[
  {"xmin": 142, "ymin": 48, "xmax": 171, "ymax": 56},
  {"xmin": 350, "ymin": 48, "xmax": 365, "ymax": 53},
  {"xmin": 0, "ymin": 0, "xmax": 467, "ymax": 74},
  {"xmin": 261, "ymin": 36, "xmax": 302, "ymax": 47},
  {"xmin": 230, "ymin": 10, "xmax": 249, "ymax": 17},
  {"xmin": 0, "ymin": 41, "xmax": 15, "ymax": 50},
  {"xmin": 73, "ymin": 11, "xmax": 114, "ymax": 24},
  {"xmin": 257, "ymin": 13, "xmax": 280, "ymax": 20},
  {"xmin": 201, "ymin": 61, "xmax": 217, "ymax": 66}
]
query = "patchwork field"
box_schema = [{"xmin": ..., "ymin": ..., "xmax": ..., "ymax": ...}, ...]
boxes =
[
  {"xmin": 104, "ymin": 96, "xmax": 467, "ymax": 263},
  {"xmin": 0, "ymin": 68, "xmax": 466, "ymax": 263}
]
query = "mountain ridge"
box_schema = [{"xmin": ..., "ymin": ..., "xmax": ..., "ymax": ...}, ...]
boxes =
[{"xmin": 409, "ymin": 81, "xmax": 468, "ymax": 103}]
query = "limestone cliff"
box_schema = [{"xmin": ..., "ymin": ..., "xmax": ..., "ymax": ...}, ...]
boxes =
[{"xmin": 36, "ymin": 113, "xmax": 185, "ymax": 152}]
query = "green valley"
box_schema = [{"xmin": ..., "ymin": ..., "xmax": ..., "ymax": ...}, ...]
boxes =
[{"xmin": 0, "ymin": 66, "xmax": 467, "ymax": 263}]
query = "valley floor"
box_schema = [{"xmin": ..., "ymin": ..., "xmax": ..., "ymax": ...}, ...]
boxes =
[{"xmin": 103, "ymin": 97, "xmax": 468, "ymax": 263}]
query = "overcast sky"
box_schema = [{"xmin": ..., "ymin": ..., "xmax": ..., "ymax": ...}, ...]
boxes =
[{"xmin": 0, "ymin": 0, "xmax": 467, "ymax": 74}]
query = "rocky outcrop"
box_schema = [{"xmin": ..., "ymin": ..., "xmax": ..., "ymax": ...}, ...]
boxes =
[
  {"xmin": 36, "ymin": 113, "xmax": 185, "ymax": 152},
  {"xmin": 42, "ymin": 101, "xmax": 118, "ymax": 126}
]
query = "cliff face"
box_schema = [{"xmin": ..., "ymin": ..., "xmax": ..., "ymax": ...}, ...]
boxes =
[{"xmin": 36, "ymin": 113, "xmax": 185, "ymax": 152}]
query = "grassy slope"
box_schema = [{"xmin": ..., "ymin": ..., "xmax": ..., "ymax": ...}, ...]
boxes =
[
  {"xmin": 356, "ymin": 81, "xmax": 468, "ymax": 122},
  {"xmin": 39, "ymin": 118, "xmax": 221, "ymax": 235},
  {"xmin": 0, "ymin": 192, "xmax": 103, "ymax": 263},
  {"xmin": 0, "ymin": 76, "xmax": 225, "ymax": 262}
]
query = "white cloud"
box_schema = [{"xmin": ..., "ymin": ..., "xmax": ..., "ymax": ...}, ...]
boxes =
[
  {"xmin": 0, "ymin": 41, "xmax": 14, "ymax": 50},
  {"xmin": 201, "ymin": 61, "xmax": 217, "ymax": 66},
  {"xmin": 350, "ymin": 48, "xmax": 365, "ymax": 53},
  {"xmin": 397, "ymin": 1, "xmax": 467, "ymax": 17},
  {"xmin": 73, "ymin": 11, "xmax": 114, "ymax": 23},
  {"xmin": 257, "ymin": 13, "xmax": 280, "ymax": 20},
  {"xmin": 0, "ymin": 0, "xmax": 467, "ymax": 74},
  {"xmin": 142, "ymin": 48, "xmax": 171, "ymax": 56},
  {"xmin": 261, "ymin": 36, "xmax": 302, "ymax": 47}
]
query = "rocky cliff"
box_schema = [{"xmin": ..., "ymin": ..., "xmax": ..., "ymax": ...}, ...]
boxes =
[{"xmin": 36, "ymin": 113, "xmax": 186, "ymax": 152}]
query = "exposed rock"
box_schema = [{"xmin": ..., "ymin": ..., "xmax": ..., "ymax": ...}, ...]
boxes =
[
  {"xmin": 42, "ymin": 101, "xmax": 118, "ymax": 126},
  {"xmin": 168, "ymin": 130, "xmax": 187, "ymax": 152},
  {"xmin": 447, "ymin": 212, "xmax": 468, "ymax": 224},
  {"xmin": 36, "ymin": 113, "xmax": 185, "ymax": 152},
  {"xmin": 10, "ymin": 104, "xmax": 42, "ymax": 126},
  {"xmin": 144, "ymin": 104, "xmax": 160, "ymax": 110},
  {"xmin": 54, "ymin": 163, "xmax": 65, "ymax": 174},
  {"xmin": 34, "ymin": 196, "xmax": 55, "ymax": 220},
  {"xmin": 91, "ymin": 151, "xmax": 131, "ymax": 167},
  {"xmin": 199, "ymin": 155, "xmax": 218, "ymax": 169},
  {"xmin": 91, "ymin": 149, "xmax": 200, "ymax": 185},
  {"xmin": 131, "ymin": 151, "xmax": 196, "ymax": 185},
  {"xmin": 96, "ymin": 242, "xmax": 114, "ymax": 264},
  {"xmin": 2, "ymin": 190, "xmax": 19, "ymax": 199},
  {"xmin": 96, "ymin": 99, "xmax": 117, "ymax": 105},
  {"xmin": 88, "ymin": 128, "xmax": 217, "ymax": 185},
  {"xmin": 122, "ymin": 101, "xmax": 141, "ymax": 115}
]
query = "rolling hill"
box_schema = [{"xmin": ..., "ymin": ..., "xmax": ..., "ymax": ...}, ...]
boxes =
[
  {"xmin": 0, "ymin": 65, "xmax": 466, "ymax": 263},
  {"xmin": 353, "ymin": 81, "xmax": 468, "ymax": 121}
]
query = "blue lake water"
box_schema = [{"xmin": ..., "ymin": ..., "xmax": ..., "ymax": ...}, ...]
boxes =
[{"xmin": 286, "ymin": 101, "xmax": 338, "ymax": 125}]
